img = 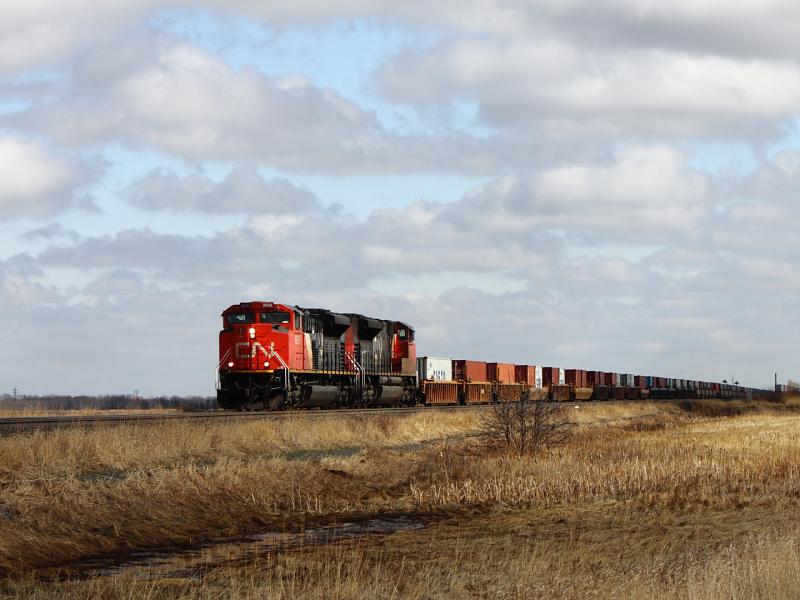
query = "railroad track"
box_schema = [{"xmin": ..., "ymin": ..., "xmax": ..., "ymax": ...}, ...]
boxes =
[
  {"xmin": 0, "ymin": 399, "xmax": 674, "ymax": 434},
  {"xmin": 0, "ymin": 404, "xmax": 492, "ymax": 433}
]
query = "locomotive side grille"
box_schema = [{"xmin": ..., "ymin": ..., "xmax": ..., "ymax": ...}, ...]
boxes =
[
  {"xmin": 311, "ymin": 332, "xmax": 323, "ymax": 370},
  {"xmin": 358, "ymin": 338, "xmax": 392, "ymax": 374},
  {"xmin": 359, "ymin": 341, "xmax": 372, "ymax": 372},
  {"xmin": 322, "ymin": 338, "xmax": 343, "ymax": 371}
]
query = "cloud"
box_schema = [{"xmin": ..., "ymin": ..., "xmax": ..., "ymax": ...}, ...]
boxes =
[
  {"xmin": 23, "ymin": 223, "xmax": 80, "ymax": 241},
  {"xmin": 0, "ymin": 1, "xmax": 160, "ymax": 72},
  {"xmin": 1, "ymin": 2, "xmax": 799, "ymax": 393},
  {"xmin": 11, "ymin": 38, "xmax": 503, "ymax": 174},
  {"xmin": 130, "ymin": 166, "xmax": 318, "ymax": 214},
  {"xmin": 513, "ymin": 1, "xmax": 800, "ymax": 59},
  {"xmin": 0, "ymin": 136, "xmax": 95, "ymax": 219},
  {"xmin": 379, "ymin": 36, "xmax": 800, "ymax": 139}
]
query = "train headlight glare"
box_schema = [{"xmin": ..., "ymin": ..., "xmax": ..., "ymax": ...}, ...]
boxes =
[
  {"xmin": 227, "ymin": 361, "xmax": 234, "ymax": 368},
  {"xmin": 264, "ymin": 361, "xmax": 270, "ymax": 368},
  {"xmin": 249, "ymin": 327, "xmax": 256, "ymax": 338}
]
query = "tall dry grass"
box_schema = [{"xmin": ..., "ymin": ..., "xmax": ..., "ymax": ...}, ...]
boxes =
[
  {"xmin": 0, "ymin": 400, "xmax": 798, "ymax": 594},
  {"xmin": 4, "ymin": 512, "xmax": 800, "ymax": 599},
  {"xmin": 409, "ymin": 413, "xmax": 800, "ymax": 511},
  {"xmin": 0, "ymin": 411, "xmax": 483, "ymax": 574}
]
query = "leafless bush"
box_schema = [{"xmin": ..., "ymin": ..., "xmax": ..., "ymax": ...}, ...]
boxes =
[{"xmin": 480, "ymin": 389, "xmax": 574, "ymax": 455}]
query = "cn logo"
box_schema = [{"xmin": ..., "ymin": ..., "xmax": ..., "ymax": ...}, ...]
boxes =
[{"xmin": 234, "ymin": 342, "xmax": 268, "ymax": 358}]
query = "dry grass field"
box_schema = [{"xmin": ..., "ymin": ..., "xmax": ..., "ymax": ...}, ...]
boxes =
[{"xmin": 1, "ymin": 399, "xmax": 799, "ymax": 599}]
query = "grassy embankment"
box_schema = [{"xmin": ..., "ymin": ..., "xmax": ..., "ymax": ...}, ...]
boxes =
[{"xmin": 1, "ymin": 398, "xmax": 800, "ymax": 598}]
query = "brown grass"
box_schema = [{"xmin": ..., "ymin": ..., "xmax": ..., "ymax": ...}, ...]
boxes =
[{"xmin": 0, "ymin": 401, "xmax": 798, "ymax": 599}]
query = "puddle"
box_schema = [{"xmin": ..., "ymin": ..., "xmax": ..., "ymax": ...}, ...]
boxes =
[{"xmin": 67, "ymin": 515, "xmax": 426, "ymax": 582}]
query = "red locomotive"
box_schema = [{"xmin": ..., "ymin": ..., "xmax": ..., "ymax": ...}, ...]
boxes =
[{"xmin": 217, "ymin": 301, "xmax": 417, "ymax": 409}]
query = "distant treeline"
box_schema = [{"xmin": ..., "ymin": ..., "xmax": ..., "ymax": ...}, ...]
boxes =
[{"xmin": 0, "ymin": 394, "xmax": 217, "ymax": 412}]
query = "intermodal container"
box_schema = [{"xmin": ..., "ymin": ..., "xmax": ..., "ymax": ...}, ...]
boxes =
[
  {"xmin": 515, "ymin": 365, "xmax": 536, "ymax": 386},
  {"xmin": 542, "ymin": 367, "xmax": 560, "ymax": 386},
  {"xmin": 534, "ymin": 365, "xmax": 543, "ymax": 389},
  {"xmin": 565, "ymin": 369, "xmax": 588, "ymax": 388},
  {"xmin": 452, "ymin": 360, "xmax": 488, "ymax": 382},
  {"xmin": 604, "ymin": 372, "xmax": 618, "ymax": 387},
  {"xmin": 635, "ymin": 375, "xmax": 647, "ymax": 389},
  {"xmin": 487, "ymin": 362, "xmax": 515, "ymax": 384},
  {"xmin": 417, "ymin": 357, "xmax": 452, "ymax": 381}
]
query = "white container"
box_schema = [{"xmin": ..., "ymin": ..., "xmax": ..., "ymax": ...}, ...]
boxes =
[
  {"xmin": 417, "ymin": 356, "xmax": 452, "ymax": 381},
  {"xmin": 558, "ymin": 368, "xmax": 565, "ymax": 385},
  {"xmin": 534, "ymin": 365, "xmax": 543, "ymax": 389}
]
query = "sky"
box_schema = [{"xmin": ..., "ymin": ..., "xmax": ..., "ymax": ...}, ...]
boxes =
[{"xmin": 1, "ymin": 1, "xmax": 798, "ymax": 395}]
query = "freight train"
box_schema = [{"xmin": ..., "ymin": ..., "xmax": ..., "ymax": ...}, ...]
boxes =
[{"xmin": 216, "ymin": 301, "xmax": 756, "ymax": 410}]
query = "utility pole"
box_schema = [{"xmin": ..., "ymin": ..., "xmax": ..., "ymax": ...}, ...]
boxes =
[{"xmin": 12, "ymin": 387, "xmax": 17, "ymax": 401}]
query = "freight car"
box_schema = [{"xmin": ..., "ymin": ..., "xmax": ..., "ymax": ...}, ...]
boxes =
[{"xmin": 216, "ymin": 301, "xmax": 757, "ymax": 409}]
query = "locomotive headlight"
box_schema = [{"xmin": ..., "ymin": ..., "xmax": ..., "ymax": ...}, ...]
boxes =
[
  {"xmin": 249, "ymin": 327, "xmax": 256, "ymax": 338},
  {"xmin": 264, "ymin": 361, "xmax": 270, "ymax": 368},
  {"xmin": 227, "ymin": 361, "xmax": 234, "ymax": 368}
]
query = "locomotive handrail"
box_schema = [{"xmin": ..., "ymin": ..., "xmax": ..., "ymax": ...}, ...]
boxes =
[
  {"xmin": 215, "ymin": 348, "xmax": 232, "ymax": 390},
  {"xmin": 268, "ymin": 346, "xmax": 291, "ymax": 392},
  {"xmin": 344, "ymin": 351, "xmax": 365, "ymax": 396}
]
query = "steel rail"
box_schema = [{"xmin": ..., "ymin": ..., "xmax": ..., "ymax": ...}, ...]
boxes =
[
  {"xmin": 0, "ymin": 404, "xmax": 498, "ymax": 433},
  {"xmin": 0, "ymin": 399, "xmax": 679, "ymax": 434}
]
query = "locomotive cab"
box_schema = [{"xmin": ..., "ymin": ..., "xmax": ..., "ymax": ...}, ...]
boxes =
[{"xmin": 219, "ymin": 302, "xmax": 306, "ymax": 373}]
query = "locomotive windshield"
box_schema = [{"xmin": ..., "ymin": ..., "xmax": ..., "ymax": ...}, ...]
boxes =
[
  {"xmin": 226, "ymin": 312, "xmax": 254, "ymax": 324},
  {"xmin": 260, "ymin": 310, "xmax": 291, "ymax": 325}
]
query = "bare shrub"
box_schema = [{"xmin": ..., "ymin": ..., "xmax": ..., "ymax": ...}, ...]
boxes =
[{"xmin": 480, "ymin": 389, "xmax": 574, "ymax": 455}]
